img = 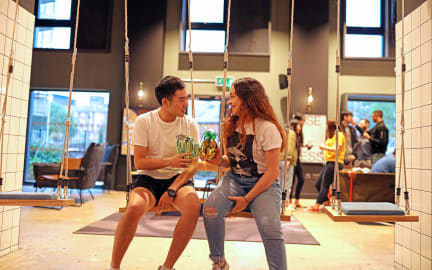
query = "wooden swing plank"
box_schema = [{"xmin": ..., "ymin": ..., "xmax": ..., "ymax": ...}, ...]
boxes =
[
  {"xmin": 0, "ymin": 199, "xmax": 75, "ymax": 206},
  {"xmin": 323, "ymin": 206, "xmax": 419, "ymax": 222}
]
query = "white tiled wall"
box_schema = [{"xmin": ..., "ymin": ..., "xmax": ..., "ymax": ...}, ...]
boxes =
[
  {"xmin": 395, "ymin": 1, "xmax": 432, "ymax": 269},
  {"xmin": 0, "ymin": 0, "xmax": 34, "ymax": 257}
]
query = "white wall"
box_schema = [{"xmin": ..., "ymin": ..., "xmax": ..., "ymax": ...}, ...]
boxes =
[
  {"xmin": 395, "ymin": 1, "xmax": 432, "ymax": 269},
  {"xmin": 0, "ymin": 0, "xmax": 34, "ymax": 257}
]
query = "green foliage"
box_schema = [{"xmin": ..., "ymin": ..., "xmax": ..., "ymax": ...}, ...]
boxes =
[{"xmin": 48, "ymin": 102, "xmax": 78, "ymax": 140}]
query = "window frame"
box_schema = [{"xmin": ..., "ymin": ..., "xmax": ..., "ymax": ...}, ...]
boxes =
[
  {"xmin": 33, "ymin": 0, "xmax": 77, "ymax": 51},
  {"xmin": 181, "ymin": 0, "xmax": 228, "ymax": 53},
  {"xmin": 342, "ymin": 0, "xmax": 386, "ymax": 59}
]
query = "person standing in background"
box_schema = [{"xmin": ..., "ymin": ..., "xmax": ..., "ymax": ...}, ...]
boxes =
[
  {"xmin": 353, "ymin": 118, "xmax": 372, "ymax": 168},
  {"xmin": 340, "ymin": 111, "xmax": 358, "ymax": 168},
  {"xmin": 364, "ymin": 110, "xmax": 388, "ymax": 164}
]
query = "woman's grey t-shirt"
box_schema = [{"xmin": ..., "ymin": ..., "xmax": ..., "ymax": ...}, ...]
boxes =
[{"xmin": 227, "ymin": 118, "xmax": 282, "ymax": 176}]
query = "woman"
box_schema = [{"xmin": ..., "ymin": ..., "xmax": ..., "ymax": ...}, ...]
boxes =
[
  {"xmin": 307, "ymin": 119, "xmax": 345, "ymax": 211},
  {"xmin": 280, "ymin": 119, "xmax": 300, "ymax": 208},
  {"xmin": 204, "ymin": 78, "xmax": 287, "ymax": 270},
  {"xmin": 289, "ymin": 112, "xmax": 311, "ymax": 208}
]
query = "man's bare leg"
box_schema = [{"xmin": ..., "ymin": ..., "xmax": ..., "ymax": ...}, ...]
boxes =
[
  {"xmin": 110, "ymin": 187, "xmax": 156, "ymax": 268},
  {"xmin": 162, "ymin": 186, "xmax": 200, "ymax": 268}
]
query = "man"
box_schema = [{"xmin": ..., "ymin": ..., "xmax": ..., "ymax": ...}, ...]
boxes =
[
  {"xmin": 340, "ymin": 111, "xmax": 358, "ymax": 167},
  {"xmin": 109, "ymin": 76, "xmax": 201, "ymax": 270},
  {"xmin": 371, "ymin": 150, "xmax": 396, "ymax": 173},
  {"xmin": 353, "ymin": 119, "xmax": 372, "ymax": 168},
  {"xmin": 364, "ymin": 110, "xmax": 389, "ymax": 164}
]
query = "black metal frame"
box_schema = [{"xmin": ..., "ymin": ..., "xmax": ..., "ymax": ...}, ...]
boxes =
[
  {"xmin": 342, "ymin": 0, "xmax": 386, "ymax": 58},
  {"xmin": 182, "ymin": 0, "xmax": 228, "ymax": 51}
]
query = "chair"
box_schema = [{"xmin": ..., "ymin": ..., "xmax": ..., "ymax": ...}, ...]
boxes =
[
  {"xmin": 33, "ymin": 143, "xmax": 105, "ymax": 205},
  {"xmin": 98, "ymin": 144, "xmax": 120, "ymax": 190}
]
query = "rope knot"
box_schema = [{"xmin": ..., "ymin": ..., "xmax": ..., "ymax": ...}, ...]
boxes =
[{"xmin": 64, "ymin": 116, "xmax": 72, "ymax": 126}]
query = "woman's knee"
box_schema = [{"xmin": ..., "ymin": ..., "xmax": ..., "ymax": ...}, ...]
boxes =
[{"xmin": 256, "ymin": 217, "xmax": 283, "ymax": 240}]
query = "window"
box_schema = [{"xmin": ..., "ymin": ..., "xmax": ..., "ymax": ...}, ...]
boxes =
[
  {"xmin": 183, "ymin": 0, "xmax": 227, "ymax": 53},
  {"xmin": 34, "ymin": 0, "xmax": 75, "ymax": 49},
  {"xmin": 343, "ymin": 94, "xmax": 396, "ymax": 155},
  {"xmin": 343, "ymin": 0, "xmax": 385, "ymax": 58},
  {"xmin": 24, "ymin": 90, "xmax": 110, "ymax": 182}
]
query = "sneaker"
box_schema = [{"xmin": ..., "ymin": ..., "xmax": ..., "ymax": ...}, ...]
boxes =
[
  {"xmin": 305, "ymin": 206, "xmax": 322, "ymax": 213},
  {"xmin": 212, "ymin": 261, "xmax": 229, "ymax": 270}
]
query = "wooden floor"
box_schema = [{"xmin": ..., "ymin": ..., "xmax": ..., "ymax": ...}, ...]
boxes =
[{"xmin": 0, "ymin": 188, "xmax": 395, "ymax": 270}]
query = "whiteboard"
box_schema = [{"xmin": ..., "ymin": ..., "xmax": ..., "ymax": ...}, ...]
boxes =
[{"xmin": 300, "ymin": 114, "xmax": 326, "ymax": 164}]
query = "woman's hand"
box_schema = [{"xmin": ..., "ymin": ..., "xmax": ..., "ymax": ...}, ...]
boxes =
[
  {"xmin": 227, "ymin": 196, "xmax": 249, "ymax": 214},
  {"xmin": 206, "ymin": 147, "xmax": 222, "ymax": 165}
]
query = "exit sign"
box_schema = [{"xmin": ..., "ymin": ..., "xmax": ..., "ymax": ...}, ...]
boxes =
[{"xmin": 215, "ymin": 76, "xmax": 234, "ymax": 89}]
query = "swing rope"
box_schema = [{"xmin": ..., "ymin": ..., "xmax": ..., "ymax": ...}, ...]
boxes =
[
  {"xmin": 396, "ymin": 0, "xmax": 410, "ymax": 214},
  {"xmin": 332, "ymin": 0, "xmax": 342, "ymax": 214},
  {"xmin": 281, "ymin": 0, "xmax": 295, "ymax": 215},
  {"xmin": 124, "ymin": 0, "xmax": 133, "ymax": 204},
  {"xmin": 187, "ymin": 0, "xmax": 195, "ymax": 119},
  {"xmin": 0, "ymin": 0, "xmax": 20, "ymax": 192},
  {"xmin": 57, "ymin": 0, "xmax": 82, "ymax": 200},
  {"xmin": 216, "ymin": 0, "xmax": 232, "ymax": 181}
]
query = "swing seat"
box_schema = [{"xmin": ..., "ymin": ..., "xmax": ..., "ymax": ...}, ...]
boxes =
[
  {"xmin": 341, "ymin": 202, "xmax": 404, "ymax": 215},
  {"xmin": 323, "ymin": 202, "xmax": 419, "ymax": 222},
  {"xmin": 0, "ymin": 192, "xmax": 75, "ymax": 206}
]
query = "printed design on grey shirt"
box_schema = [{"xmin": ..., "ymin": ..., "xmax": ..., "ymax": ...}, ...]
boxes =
[{"xmin": 227, "ymin": 131, "xmax": 258, "ymax": 177}]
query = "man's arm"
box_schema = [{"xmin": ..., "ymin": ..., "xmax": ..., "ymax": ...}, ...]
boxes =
[{"xmin": 133, "ymin": 145, "xmax": 191, "ymax": 170}]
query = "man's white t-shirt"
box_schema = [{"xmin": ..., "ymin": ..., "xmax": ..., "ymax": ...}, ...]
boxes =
[{"xmin": 132, "ymin": 109, "xmax": 199, "ymax": 179}]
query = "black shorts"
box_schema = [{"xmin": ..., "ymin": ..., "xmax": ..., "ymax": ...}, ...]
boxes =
[{"xmin": 132, "ymin": 174, "xmax": 194, "ymax": 204}]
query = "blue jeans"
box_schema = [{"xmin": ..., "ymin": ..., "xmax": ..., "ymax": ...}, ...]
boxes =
[
  {"xmin": 203, "ymin": 171, "xmax": 287, "ymax": 270},
  {"xmin": 279, "ymin": 161, "xmax": 294, "ymax": 197}
]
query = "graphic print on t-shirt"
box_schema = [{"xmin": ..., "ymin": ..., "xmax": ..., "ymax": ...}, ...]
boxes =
[{"xmin": 227, "ymin": 131, "xmax": 258, "ymax": 177}]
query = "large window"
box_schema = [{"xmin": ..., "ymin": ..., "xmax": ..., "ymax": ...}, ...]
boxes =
[
  {"xmin": 34, "ymin": 0, "xmax": 74, "ymax": 49},
  {"xmin": 183, "ymin": 0, "xmax": 227, "ymax": 53},
  {"xmin": 24, "ymin": 90, "xmax": 110, "ymax": 182},
  {"xmin": 344, "ymin": 94, "xmax": 396, "ymax": 155},
  {"xmin": 344, "ymin": 0, "xmax": 386, "ymax": 58}
]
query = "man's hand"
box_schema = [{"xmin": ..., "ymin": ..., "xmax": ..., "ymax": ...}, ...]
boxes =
[
  {"xmin": 363, "ymin": 132, "xmax": 370, "ymax": 139},
  {"xmin": 348, "ymin": 154, "xmax": 356, "ymax": 161},
  {"xmin": 350, "ymin": 119, "xmax": 357, "ymax": 126},
  {"xmin": 169, "ymin": 153, "xmax": 193, "ymax": 168},
  {"xmin": 227, "ymin": 196, "xmax": 249, "ymax": 214},
  {"xmin": 157, "ymin": 192, "xmax": 174, "ymax": 211}
]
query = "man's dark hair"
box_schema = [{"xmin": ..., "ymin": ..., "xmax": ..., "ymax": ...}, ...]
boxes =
[
  {"xmin": 360, "ymin": 118, "xmax": 369, "ymax": 125},
  {"xmin": 155, "ymin": 76, "xmax": 185, "ymax": 105},
  {"xmin": 293, "ymin": 112, "xmax": 305, "ymax": 121},
  {"xmin": 373, "ymin": 110, "xmax": 383, "ymax": 118},
  {"xmin": 341, "ymin": 111, "xmax": 353, "ymax": 119}
]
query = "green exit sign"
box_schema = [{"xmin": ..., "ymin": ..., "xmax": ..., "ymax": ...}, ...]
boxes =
[{"xmin": 215, "ymin": 76, "xmax": 234, "ymax": 89}]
